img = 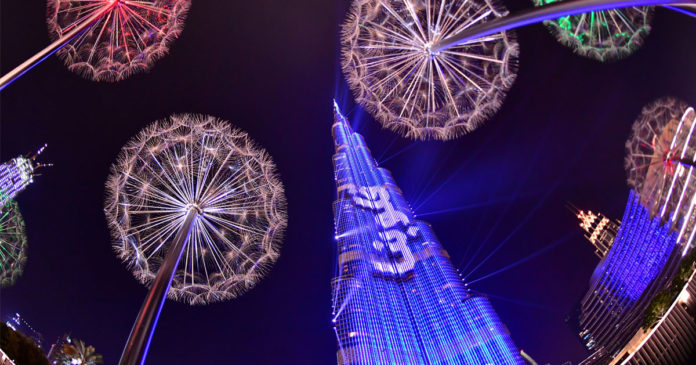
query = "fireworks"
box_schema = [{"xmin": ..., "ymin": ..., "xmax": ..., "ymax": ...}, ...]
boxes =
[
  {"xmin": 105, "ymin": 114, "xmax": 287, "ymax": 305},
  {"xmin": 533, "ymin": 0, "xmax": 652, "ymax": 62},
  {"xmin": 0, "ymin": 199, "xmax": 28, "ymax": 288},
  {"xmin": 46, "ymin": 0, "xmax": 191, "ymax": 82},
  {"xmin": 341, "ymin": 0, "xmax": 518, "ymax": 140}
]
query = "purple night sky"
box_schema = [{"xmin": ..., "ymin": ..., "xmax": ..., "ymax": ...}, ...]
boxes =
[{"xmin": 2, "ymin": 0, "xmax": 696, "ymax": 363}]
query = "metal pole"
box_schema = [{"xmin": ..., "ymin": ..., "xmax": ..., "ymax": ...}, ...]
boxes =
[
  {"xmin": 431, "ymin": 0, "xmax": 691, "ymax": 53},
  {"xmin": 0, "ymin": 1, "xmax": 118, "ymax": 92},
  {"xmin": 119, "ymin": 207, "xmax": 199, "ymax": 365}
]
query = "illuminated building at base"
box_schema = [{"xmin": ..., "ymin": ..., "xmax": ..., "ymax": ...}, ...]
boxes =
[
  {"xmin": 577, "ymin": 191, "xmax": 682, "ymax": 357},
  {"xmin": 615, "ymin": 268, "xmax": 696, "ymax": 364},
  {"xmin": 330, "ymin": 102, "xmax": 522, "ymax": 364},
  {"xmin": 0, "ymin": 145, "xmax": 49, "ymax": 208},
  {"xmin": 0, "ymin": 349, "xmax": 15, "ymax": 365}
]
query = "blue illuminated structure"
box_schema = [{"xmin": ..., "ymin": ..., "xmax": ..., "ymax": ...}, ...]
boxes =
[
  {"xmin": 0, "ymin": 145, "xmax": 48, "ymax": 208},
  {"xmin": 578, "ymin": 191, "xmax": 682, "ymax": 356},
  {"xmin": 330, "ymin": 102, "xmax": 522, "ymax": 365}
]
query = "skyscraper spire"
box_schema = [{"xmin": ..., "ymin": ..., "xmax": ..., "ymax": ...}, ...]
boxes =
[
  {"xmin": 330, "ymin": 102, "xmax": 522, "ymax": 364},
  {"xmin": 568, "ymin": 204, "xmax": 620, "ymax": 258}
]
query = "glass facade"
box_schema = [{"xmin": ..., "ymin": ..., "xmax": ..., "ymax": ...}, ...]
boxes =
[{"xmin": 330, "ymin": 102, "xmax": 522, "ymax": 365}]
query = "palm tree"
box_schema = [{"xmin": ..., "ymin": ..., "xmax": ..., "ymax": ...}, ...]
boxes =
[{"xmin": 56, "ymin": 339, "xmax": 103, "ymax": 365}]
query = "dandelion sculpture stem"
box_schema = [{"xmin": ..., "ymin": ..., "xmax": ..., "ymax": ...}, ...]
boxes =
[
  {"xmin": 431, "ymin": 0, "xmax": 692, "ymax": 52},
  {"xmin": 120, "ymin": 206, "xmax": 198, "ymax": 365},
  {"xmin": 0, "ymin": 2, "xmax": 117, "ymax": 91}
]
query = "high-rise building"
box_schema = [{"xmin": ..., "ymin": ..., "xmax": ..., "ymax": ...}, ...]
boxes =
[
  {"xmin": 4, "ymin": 313, "xmax": 43, "ymax": 349},
  {"xmin": 577, "ymin": 192, "xmax": 682, "ymax": 357},
  {"xmin": 572, "ymin": 207, "xmax": 620, "ymax": 258},
  {"xmin": 330, "ymin": 102, "xmax": 522, "ymax": 365},
  {"xmin": 47, "ymin": 334, "xmax": 73, "ymax": 365},
  {"xmin": 0, "ymin": 145, "xmax": 49, "ymax": 208}
]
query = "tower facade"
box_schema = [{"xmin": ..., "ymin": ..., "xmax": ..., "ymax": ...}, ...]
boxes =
[
  {"xmin": 330, "ymin": 103, "xmax": 522, "ymax": 365},
  {"xmin": 575, "ymin": 209, "xmax": 620, "ymax": 258},
  {"xmin": 0, "ymin": 145, "xmax": 48, "ymax": 208}
]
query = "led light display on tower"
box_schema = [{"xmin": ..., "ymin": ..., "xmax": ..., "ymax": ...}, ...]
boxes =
[
  {"xmin": 0, "ymin": 145, "xmax": 48, "ymax": 208},
  {"xmin": 330, "ymin": 102, "xmax": 522, "ymax": 365}
]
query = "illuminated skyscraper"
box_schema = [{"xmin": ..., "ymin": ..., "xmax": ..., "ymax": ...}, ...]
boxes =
[
  {"xmin": 4, "ymin": 313, "xmax": 43, "ymax": 348},
  {"xmin": 330, "ymin": 102, "xmax": 522, "ymax": 365},
  {"xmin": 577, "ymin": 192, "xmax": 682, "ymax": 357},
  {"xmin": 0, "ymin": 145, "xmax": 48, "ymax": 208}
]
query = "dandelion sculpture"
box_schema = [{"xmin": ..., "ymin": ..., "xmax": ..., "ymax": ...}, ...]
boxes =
[
  {"xmin": 532, "ymin": 0, "xmax": 652, "ymax": 62},
  {"xmin": 47, "ymin": 0, "xmax": 190, "ymax": 82},
  {"xmin": 625, "ymin": 97, "xmax": 690, "ymax": 195},
  {"xmin": 341, "ymin": 0, "xmax": 519, "ymax": 140},
  {"xmin": 0, "ymin": 199, "xmax": 28, "ymax": 288},
  {"xmin": 341, "ymin": 0, "xmax": 693, "ymax": 138},
  {"xmin": 0, "ymin": 0, "xmax": 190, "ymax": 90},
  {"xmin": 428, "ymin": 0, "xmax": 685, "ymax": 52},
  {"xmin": 105, "ymin": 114, "xmax": 287, "ymax": 364},
  {"xmin": 624, "ymin": 98, "xmax": 696, "ymax": 251}
]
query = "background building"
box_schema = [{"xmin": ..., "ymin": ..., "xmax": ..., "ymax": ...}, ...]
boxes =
[
  {"xmin": 4, "ymin": 313, "xmax": 43, "ymax": 349},
  {"xmin": 0, "ymin": 145, "xmax": 47, "ymax": 208},
  {"xmin": 330, "ymin": 103, "xmax": 522, "ymax": 364},
  {"xmin": 0, "ymin": 349, "xmax": 15, "ymax": 365},
  {"xmin": 576, "ymin": 192, "xmax": 682, "ymax": 358}
]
